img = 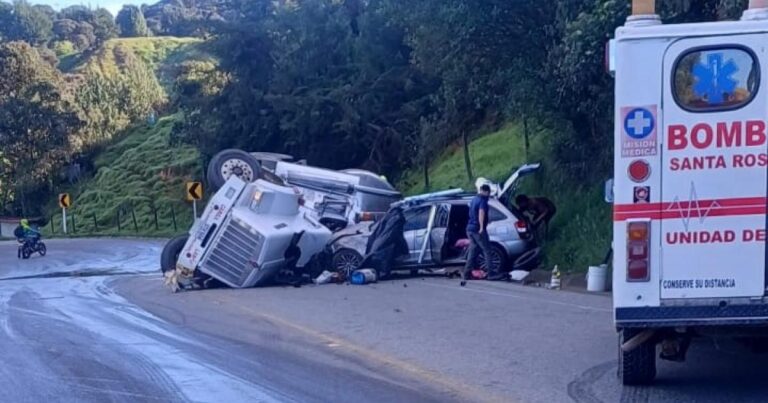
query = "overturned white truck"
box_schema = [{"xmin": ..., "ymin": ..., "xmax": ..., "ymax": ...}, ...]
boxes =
[
  {"xmin": 161, "ymin": 150, "xmax": 399, "ymax": 290},
  {"xmin": 162, "ymin": 176, "xmax": 332, "ymax": 290}
]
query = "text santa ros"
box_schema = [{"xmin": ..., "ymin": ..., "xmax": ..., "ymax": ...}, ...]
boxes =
[{"xmin": 666, "ymin": 229, "xmax": 766, "ymax": 245}]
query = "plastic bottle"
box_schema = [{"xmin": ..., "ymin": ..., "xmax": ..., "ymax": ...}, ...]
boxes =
[{"xmin": 351, "ymin": 269, "xmax": 377, "ymax": 285}]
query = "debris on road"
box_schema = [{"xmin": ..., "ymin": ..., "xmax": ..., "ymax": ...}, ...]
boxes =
[
  {"xmin": 350, "ymin": 269, "xmax": 377, "ymax": 285},
  {"xmin": 509, "ymin": 270, "xmax": 530, "ymax": 282},
  {"xmin": 314, "ymin": 270, "xmax": 335, "ymax": 285}
]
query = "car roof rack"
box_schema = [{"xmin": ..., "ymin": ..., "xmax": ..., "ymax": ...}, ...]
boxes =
[{"xmin": 392, "ymin": 189, "xmax": 467, "ymax": 208}]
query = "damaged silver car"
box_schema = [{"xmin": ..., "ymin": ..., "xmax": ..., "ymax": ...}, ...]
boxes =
[{"xmin": 330, "ymin": 164, "xmax": 543, "ymax": 276}]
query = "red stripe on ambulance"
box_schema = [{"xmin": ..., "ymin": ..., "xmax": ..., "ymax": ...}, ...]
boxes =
[{"xmin": 613, "ymin": 197, "xmax": 768, "ymax": 221}]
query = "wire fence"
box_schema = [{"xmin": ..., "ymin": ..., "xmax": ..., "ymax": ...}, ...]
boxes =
[{"xmin": 47, "ymin": 200, "xmax": 198, "ymax": 236}]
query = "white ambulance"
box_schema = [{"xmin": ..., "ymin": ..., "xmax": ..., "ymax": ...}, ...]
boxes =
[{"xmin": 610, "ymin": 0, "xmax": 768, "ymax": 385}]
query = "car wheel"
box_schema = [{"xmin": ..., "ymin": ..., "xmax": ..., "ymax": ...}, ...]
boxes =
[
  {"xmin": 512, "ymin": 247, "xmax": 541, "ymax": 271},
  {"xmin": 207, "ymin": 149, "xmax": 262, "ymax": 191},
  {"xmin": 161, "ymin": 235, "xmax": 189, "ymax": 274},
  {"xmin": 479, "ymin": 244, "xmax": 507, "ymax": 273},
  {"xmin": 332, "ymin": 248, "xmax": 363, "ymax": 278}
]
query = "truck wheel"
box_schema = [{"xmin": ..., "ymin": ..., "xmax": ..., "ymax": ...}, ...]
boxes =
[
  {"xmin": 161, "ymin": 235, "xmax": 189, "ymax": 274},
  {"xmin": 620, "ymin": 328, "xmax": 657, "ymax": 385},
  {"xmin": 207, "ymin": 149, "xmax": 262, "ymax": 191}
]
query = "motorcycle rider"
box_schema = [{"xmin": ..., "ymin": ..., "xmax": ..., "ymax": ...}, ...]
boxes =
[{"xmin": 18, "ymin": 219, "xmax": 40, "ymax": 247}]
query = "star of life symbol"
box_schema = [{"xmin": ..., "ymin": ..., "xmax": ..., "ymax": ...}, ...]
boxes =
[
  {"xmin": 624, "ymin": 108, "xmax": 655, "ymax": 139},
  {"xmin": 693, "ymin": 53, "xmax": 739, "ymax": 105}
]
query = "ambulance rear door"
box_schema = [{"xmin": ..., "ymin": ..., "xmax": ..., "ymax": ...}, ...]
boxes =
[
  {"xmin": 659, "ymin": 34, "xmax": 768, "ymax": 300},
  {"xmin": 661, "ymin": 34, "xmax": 768, "ymax": 300}
]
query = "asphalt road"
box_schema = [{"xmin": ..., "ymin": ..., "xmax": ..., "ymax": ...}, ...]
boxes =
[{"xmin": 2, "ymin": 239, "xmax": 768, "ymax": 403}]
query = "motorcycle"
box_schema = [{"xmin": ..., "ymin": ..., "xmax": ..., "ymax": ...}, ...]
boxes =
[{"xmin": 17, "ymin": 235, "xmax": 47, "ymax": 260}]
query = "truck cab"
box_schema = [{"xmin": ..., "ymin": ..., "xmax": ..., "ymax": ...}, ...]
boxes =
[
  {"xmin": 172, "ymin": 176, "xmax": 332, "ymax": 289},
  {"xmin": 611, "ymin": 0, "xmax": 768, "ymax": 385}
]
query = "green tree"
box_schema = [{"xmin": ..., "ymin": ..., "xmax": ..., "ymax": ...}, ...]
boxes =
[
  {"xmin": 116, "ymin": 5, "xmax": 150, "ymax": 38},
  {"xmin": 0, "ymin": 1, "xmax": 14, "ymax": 41},
  {"xmin": 0, "ymin": 42, "xmax": 82, "ymax": 215},
  {"xmin": 10, "ymin": 0, "xmax": 53, "ymax": 45},
  {"xmin": 74, "ymin": 45, "xmax": 165, "ymax": 151},
  {"xmin": 57, "ymin": 6, "xmax": 117, "ymax": 48},
  {"xmin": 92, "ymin": 8, "xmax": 118, "ymax": 45}
]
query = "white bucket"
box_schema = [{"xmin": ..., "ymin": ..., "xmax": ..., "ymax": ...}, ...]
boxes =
[{"xmin": 587, "ymin": 265, "xmax": 608, "ymax": 292}]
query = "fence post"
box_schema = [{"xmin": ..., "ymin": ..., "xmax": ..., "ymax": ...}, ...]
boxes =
[
  {"xmin": 71, "ymin": 212, "xmax": 77, "ymax": 234},
  {"xmin": 171, "ymin": 204, "xmax": 177, "ymax": 232},
  {"xmin": 50, "ymin": 215, "xmax": 56, "ymax": 234},
  {"xmin": 92, "ymin": 212, "xmax": 98, "ymax": 232},
  {"xmin": 117, "ymin": 210, "xmax": 121, "ymax": 232},
  {"xmin": 131, "ymin": 204, "xmax": 138, "ymax": 232}
]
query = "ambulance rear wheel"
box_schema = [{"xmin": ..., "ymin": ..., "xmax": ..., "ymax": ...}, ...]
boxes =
[
  {"xmin": 161, "ymin": 235, "xmax": 189, "ymax": 274},
  {"xmin": 619, "ymin": 328, "xmax": 657, "ymax": 385}
]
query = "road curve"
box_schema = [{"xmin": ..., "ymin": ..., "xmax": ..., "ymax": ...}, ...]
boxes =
[
  {"xmin": 2, "ymin": 239, "xmax": 768, "ymax": 403},
  {"xmin": 0, "ymin": 239, "xmax": 452, "ymax": 403}
]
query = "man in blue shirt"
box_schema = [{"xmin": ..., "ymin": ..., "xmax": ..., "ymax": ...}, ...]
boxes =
[{"xmin": 462, "ymin": 184, "xmax": 494, "ymax": 285}]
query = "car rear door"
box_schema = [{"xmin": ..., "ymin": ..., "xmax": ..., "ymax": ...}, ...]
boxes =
[
  {"xmin": 661, "ymin": 35, "xmax": 767, "ymax": 299},
  {"xmin": 402, "ymin": 205, "xmax": 432, "ymax": 264}
]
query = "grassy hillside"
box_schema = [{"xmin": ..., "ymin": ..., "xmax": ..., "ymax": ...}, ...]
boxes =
[
  {"xmin": 44, "ymin": 36, "xmax": 215, "ymax": 237},
  {"xmin": 401, "ymin": 124, "xmax": 612, "ymax": 273},
  {"xmin": 60, "ymin": 37, "xmax": 207, "ymax": 88},
  {"xmin": 46, "ymin": 114, "xmax": 202, "ymax": 237}
]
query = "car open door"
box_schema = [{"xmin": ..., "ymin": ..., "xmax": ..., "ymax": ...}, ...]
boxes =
[
  {"xmin": 493, "ymin": 163, "xmax": 541, "ymax": 205},
  {"xmin": 416, "ymin": 205, "xmax": 437, "ymax": 264},
  {"xmin": 402, "ymin": 205, "xmax": 432, "ymax": 264},
  {"xmin": 660, "ymin": 36, "xmax": 767, "ymax": 299},
  {"xmin": 428, "ymin": 204, "xmax": 451, "ymax": 264}
]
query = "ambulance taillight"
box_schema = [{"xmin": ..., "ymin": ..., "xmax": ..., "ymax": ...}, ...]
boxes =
[{"xmin": 627, "ymin": 221, "xmax": 651, "ymax": 282}]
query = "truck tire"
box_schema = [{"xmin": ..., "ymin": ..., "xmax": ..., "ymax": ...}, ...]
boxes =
[
  {"xmin": 620, "ymin": 328, "xmax": 657, "ymax": 385},
  {"xmin": 161, "ymin": 235, "xmax": 189, "ymax": 274},
  {"xmin": 207, "ymin": 149, "xmax": 262, "ymax": 191}
]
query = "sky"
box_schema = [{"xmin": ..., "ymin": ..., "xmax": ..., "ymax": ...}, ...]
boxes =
[{"xmin": 35, "ymin": 1, "xmax": 142, "ymax": 16}]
